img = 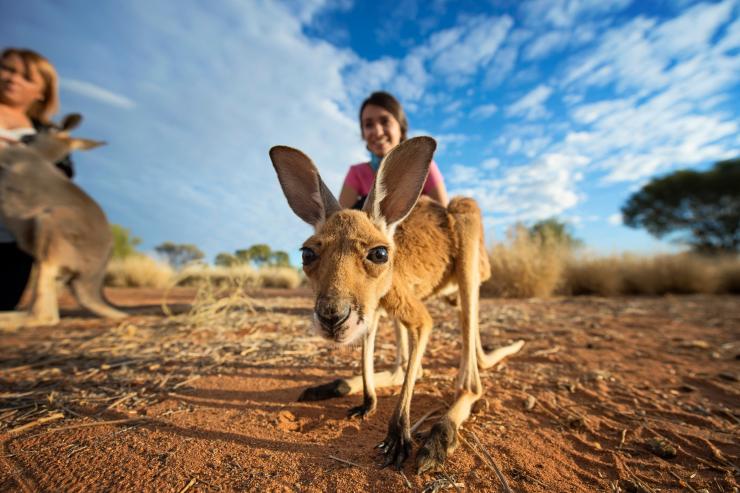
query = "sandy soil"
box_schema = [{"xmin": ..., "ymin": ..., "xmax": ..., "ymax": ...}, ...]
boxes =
[{"xmin": 1, "ymin": 288, "xmax": 738, "ymax": 492}]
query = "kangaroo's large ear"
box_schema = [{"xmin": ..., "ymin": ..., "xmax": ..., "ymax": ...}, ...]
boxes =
[
  {"xmin": 28, "ymin": 133, "xmax": 105, "ymax": 163},
  {"xmin": 269, "ymin": 145, "xmax": 341, "ymax": 228},
  {"xmin": 363, "ymin": 136, "xmax": 436, "ymax": 233},
  {"xmin": 60, "ymin": 113, "xmax": 83, "ymax": 132}
]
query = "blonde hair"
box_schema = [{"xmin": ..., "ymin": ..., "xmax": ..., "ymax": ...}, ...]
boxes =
[{"xmin": 2, "ymin": 48, "xmax": 59, "ymax": 124}]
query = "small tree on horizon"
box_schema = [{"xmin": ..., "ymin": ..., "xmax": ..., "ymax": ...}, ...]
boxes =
[
  {"xmin": 622, "ymin": 158, "xmax": 740, "ymax": 254},
  {"xmin": 155, "ymin": 242, "xmax": 205, "ymax": 269},
  {"xmin": 528, "ymin": 217, "xmax": 583, "ymax": 249},
  {"xmin": 110, "ymin": 224, "xmax": 142, "ymax": 259},
  {"xmin": 214, "ymin": 252, "xmax": 239, "ymax": 267},
  {"xmin": 235, "ymin": 244, "xmax": 272, "ymax": 267},
  {"xmin": 270, "ymin": 250, "xmax": 291, "ymax": 267}
]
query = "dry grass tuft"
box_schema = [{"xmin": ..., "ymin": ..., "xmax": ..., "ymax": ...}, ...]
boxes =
[
  {"xmin": 165, "ymin": 273, "xmax": 263, "ymax": 335},
  {"xmin": 562, "ymin": 257, "xmax": 623, "ymax": 296},
  {"xmin": 257, "ymin": 266, "xmax": 304, "ymax": 289},
  {"xmin": 482, "ymin": 226, "xmax": 740, "ymax": 298},
  {"xmin": 105, "ymin": 255, "xmax": 174, "ymax": 288},
  {"xmin": 174, "ymin": 264, "xmax": 303, "ymax": 289},
  {"xmin": 482, "ymin": 226, "xmax": 568, "ymax": 298},
  {"xmin": 717, "ymin": 257, "xmax": 740, "ymax": 293}
]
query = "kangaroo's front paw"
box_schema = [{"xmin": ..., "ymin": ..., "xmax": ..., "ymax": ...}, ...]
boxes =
[
  {"xmin": 378, "ymin": 420, "xmax": 413, "ymax": 469},
  {"xmin": 416, "ymin": 419, "xmax": 458, "ymax": 474},
  {"xmin": 347, "ymin": 398, "xmax": 376, "ymax": 420},
  {"xmin": 297, "ymin": 379, "xmax": 351, "ymax": 402}
]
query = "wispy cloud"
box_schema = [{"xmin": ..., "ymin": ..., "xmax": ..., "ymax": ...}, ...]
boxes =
[
  {"xmin": 470, "ymin": 103, "xmax": 498, "ymax": 119},
  {"xmin": 60, "ymin": 78, "xmax": 136, "ymax": 109},
  {"xmin": 451, "ymin": 153, "xmax": 589, "ymax": 223},
  {"xmin": 506, "ymin": 84, "xmax": 553, "ymax": 120}
]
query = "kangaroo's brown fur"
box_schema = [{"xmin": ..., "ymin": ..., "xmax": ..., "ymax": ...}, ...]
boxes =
[
  {"xmin": 270, "ymin": 136, "xmax": 524, "ymax": 472},
  {"xmin": 0, "ymin": 115, "xmax": 125, "ymax": 330}
]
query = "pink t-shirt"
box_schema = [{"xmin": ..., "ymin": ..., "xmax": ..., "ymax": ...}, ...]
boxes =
[{"xmin": 343, "ymin": 160, "xmax": 444, "ymax": 198}]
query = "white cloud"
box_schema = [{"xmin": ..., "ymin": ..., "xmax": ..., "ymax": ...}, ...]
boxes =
[
  {"xmin": 451, "ymin": 153, "xmax": 589, "ymax": 222},
  {"xmin": 608, "ymin": 213, "xmax": 622, "ymax": 225},
  {"xmin": 506, "ymin": 84, "xmax": 553, "ymax": 120},
  {"xmin": 60, "ymin": 78, "xmax": 136, "ymax": 109},
  {"xmin": 524, "ymin": 30, "xmax": 571, "ymax": 60},
  {"xmin": 481, "ymin": 157, "xmax": 500, "ymax": 169},
  {"xmin": 449, "ymin": 163, "xmax": 480, "ymax": 184},
  {"xmin": 556, "ymin": 1, "xmax": 740, "ymax": 183},
  {"xmin": 520, "ymin": 0, "xmax": 633, "ymax": 28},
  {"xmin": 424, "ymin": 15, "xmax": 513, "ymax": 85},
  {"xmin": 484, "ymin": 44, "xmax": 518, "ymax": 88},
  {"xmin": 470, "ymin": 103, "xmax": 498, "ymax": 119}
]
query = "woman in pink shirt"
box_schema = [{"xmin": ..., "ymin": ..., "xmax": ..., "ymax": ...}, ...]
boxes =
[{"xmin": 338, "ymin": 91, "xmax": 448, "ymax": 209}]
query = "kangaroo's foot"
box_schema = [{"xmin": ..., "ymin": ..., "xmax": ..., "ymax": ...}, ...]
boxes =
[
  {"xmin": 378, "ymin": 417, "xmax": 413, "ymax": 470},
  {"xmin": 347, "ymin": 397, "xmax": 377, "ymax": 420},
  {"xmin": 297, "ymin": 379, "xmax": 351, "ymax": 402},
  {"xmin": 416, "ymin": 418, "xmax": 459, "ymax": 474}
]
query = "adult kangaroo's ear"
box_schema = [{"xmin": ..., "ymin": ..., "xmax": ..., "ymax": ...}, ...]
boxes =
[
  {"xmin": 60, "ymin": 113, "xmax": 83, "ymax": 132},
  {"xmin": 364, "ymin": 136, "xmax": 436, "ymax": 233},
  {"xmin": 269, "ymin": 146, "xmax": 341, "ymax": 228},
  {"xmin": 29, "ymin": 134, "xmax": 105, "ymax": 164}
]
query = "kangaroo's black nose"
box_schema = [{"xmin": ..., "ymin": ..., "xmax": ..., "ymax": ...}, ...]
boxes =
[{"xmin": 315, "ymin": 299, "xmax": 350, "ymax": 332}]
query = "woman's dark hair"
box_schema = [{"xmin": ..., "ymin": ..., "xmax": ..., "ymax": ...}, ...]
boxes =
[{"xmin": 359, "ymin": 91, "xmax": 408, "ymax": 142}]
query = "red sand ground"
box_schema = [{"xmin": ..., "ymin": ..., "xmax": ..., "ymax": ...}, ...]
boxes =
[{"xmin": 1, "ymin": 288, "xmax": 738, "ymax": 492}]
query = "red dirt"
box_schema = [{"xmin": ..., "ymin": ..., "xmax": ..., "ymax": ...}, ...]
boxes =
[{"xmin": 1, "ymin": 288, "xmax": 738, "ymax": 492}]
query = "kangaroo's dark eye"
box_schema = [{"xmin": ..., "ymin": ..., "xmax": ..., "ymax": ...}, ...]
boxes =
[
  {"xmin": 367, "ymin": 246, "xmax": 388, "ymax": 264},
  {"xmin": 301, "ymin": 247, "xmax": 318, "ymax": 266}
]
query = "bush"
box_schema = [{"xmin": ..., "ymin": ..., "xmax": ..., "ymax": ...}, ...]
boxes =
[
  {"xmin": 174, "ymin": 264, "xmax": 304, "ymax": 289},
  {"xmin": 482, "ymin": 225, "xmax": 568, "ymax": 298},
  {"xmin": 105, "ymin": 255, "xmax": 174, "ymax": 288}
]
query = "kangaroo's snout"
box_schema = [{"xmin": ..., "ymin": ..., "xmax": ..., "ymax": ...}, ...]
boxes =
[{"xmin": 315, "ymin": 297, "xmax": 351, "ymax": 335}]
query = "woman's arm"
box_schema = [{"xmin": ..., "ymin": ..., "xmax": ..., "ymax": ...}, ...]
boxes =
[
  {"xmin": 338, "ymin": 183, "xmax": 360, "ymax": 209},
  {"xmin": 423, "ymin": 161, "xmax": 449, "ymax": 206},
  {"xmin": 426, "ymin": 180, "xmax": 448, "ymax": 207}
]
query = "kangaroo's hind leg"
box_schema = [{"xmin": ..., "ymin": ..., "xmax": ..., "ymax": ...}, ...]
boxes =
[
  {"xmin": 70, "ymin": 267, "xmax": 126, "ymax": 319},
  {"xmin": 417, "ymin": 198, "xmax": 523, "ymax": 473}
]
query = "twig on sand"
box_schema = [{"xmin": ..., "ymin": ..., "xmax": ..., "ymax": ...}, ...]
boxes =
[
  {"xmin": 105, "ymin": 392, "xmax": 137, "ymax": 410},
  {"xmin": 668, "ymin": 471, "xmax": 699, "ymax": 493},
  {"xmin": 461, "ymin": 430, "xmax": 513, "ymax": 493},
  {"xmin": 6, "ymin": 412, "xmax": 64, "ymax": 435},
  {"xmin": 399, "ymin": 470, "xmax": 413, "ymax": 489},
  {"xmin": 178, "ymin": 477, "xmax": 196, "ymax": 493},
  {"xmin": 329, "ymin": 455, "xmax": 362, "ymax": 468},
  {"xmin": 618, "ymin": 456, "xmax": 657, "ymax": 493},
  {"xmin": 172, "ymin": 375, "xmax": 201, "ymax": 390},
  {"xmin": 440, "ymin": 469, "xmax": 462, "ymax": 493},
  {"xmin": 46, "ymin": 417, "xmax": 147, "ymax": 434}
]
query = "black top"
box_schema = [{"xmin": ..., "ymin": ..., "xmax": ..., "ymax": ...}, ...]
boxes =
[{"xmin": 17, "ymin": 120, "xmax": 75, "ymax": 179}]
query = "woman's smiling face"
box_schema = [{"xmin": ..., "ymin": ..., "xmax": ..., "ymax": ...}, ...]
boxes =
[
  {"xmin": 361, "ymin": 104, "xmax": 402, "ymax": 158},
  {"xmin": 0, "ymin": 53, "xmax": 45, "ymax": 111}
]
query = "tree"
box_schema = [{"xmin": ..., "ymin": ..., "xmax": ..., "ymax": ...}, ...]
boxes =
[
  {"xmin": 528, "ymin": 217, "xmax": 582, "ymax": 249},
  {"xmin": 155, "ymin": 241, "xmax": 205, "ymax": 269},
  {"xmin": 270, "ymin": 250, "xmax": 291, "ymax": 267},
  {"xmin": 110, "ymin": 224, "xmax": 141, "ymax": 259},
  {"xmin": 622, "ymin": 158, "xmax": 740, "ymax": 254},
  {"xmin": 235, "ymin": 243, "xmax": 272, "ymax": 267},
  {"xmin": 214, "ymin": 252, "xmax": 239, "ymax": 267}
]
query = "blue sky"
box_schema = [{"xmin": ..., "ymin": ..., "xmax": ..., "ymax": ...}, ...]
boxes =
[{"xmin": 3, "ymin": 0, "xmax": 739, "ymax": 264}]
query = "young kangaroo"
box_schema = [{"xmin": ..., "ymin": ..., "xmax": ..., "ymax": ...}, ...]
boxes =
[
  {"xmin": 270, "ymin": 136, "xmax": 524, "ymax": 472},
  {"xmin": 0, "ymin": 114, "xmax": 126, "ymax": 330}
]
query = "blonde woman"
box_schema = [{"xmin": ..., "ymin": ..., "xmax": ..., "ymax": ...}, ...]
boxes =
[{"xmin": 0, "ymin": 47, "xmax": 72, "ymax": 309}]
